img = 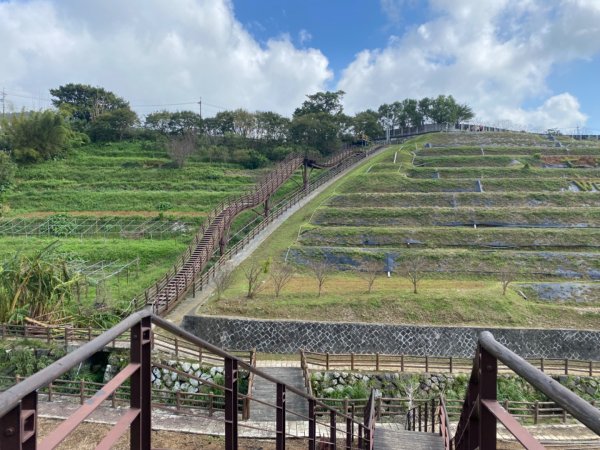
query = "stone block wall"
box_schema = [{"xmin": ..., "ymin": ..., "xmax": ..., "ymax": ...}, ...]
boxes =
[{"xmin": 182, "ymin": 315, "xmax": 600, "ymax": 360}]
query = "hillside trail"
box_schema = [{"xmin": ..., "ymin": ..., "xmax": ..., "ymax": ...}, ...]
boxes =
[{"xmin": 164, "ymin": 146, "xmax": 388, "ymax": 326}]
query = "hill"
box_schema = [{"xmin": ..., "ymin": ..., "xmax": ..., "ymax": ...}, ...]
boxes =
[{"xmin": 201, "ymin": 131, "xmax": 600, "ymax": 329}]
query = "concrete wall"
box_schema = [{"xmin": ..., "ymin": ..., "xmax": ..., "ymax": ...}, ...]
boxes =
[{"xmin": 182, "ymin": 315, "xmax": 600, "ymax": 360}]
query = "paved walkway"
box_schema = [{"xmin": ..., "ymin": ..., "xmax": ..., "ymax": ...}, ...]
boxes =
[
  {"xmin": 164, "ymin": 145, "xmax": 389, "ymax": 325},
  {"xmin": 375, "ymin": 428, "xmax": 443, "ymax": 450},
  {"xmin": 250, "ymin": 367, "xmax": 308, "ymax": 421},
  {"xmin": 37, "ymin": 400, "xmax": 600, "ymax": 446}
]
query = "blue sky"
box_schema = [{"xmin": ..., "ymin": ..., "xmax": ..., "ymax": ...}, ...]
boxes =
[{"xmin": 1, "ymin": 0, "xmax": 600, "ymax": 132}]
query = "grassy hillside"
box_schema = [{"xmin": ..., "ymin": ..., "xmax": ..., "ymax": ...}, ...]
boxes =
[{"xmin": 200, "ymin": 132, "xmax": 600, "ymax": 328}]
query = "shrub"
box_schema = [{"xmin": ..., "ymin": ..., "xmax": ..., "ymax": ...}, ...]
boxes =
[{"xmin": 0, "ymin": 152, "xmax": 15, "ymax": 192}]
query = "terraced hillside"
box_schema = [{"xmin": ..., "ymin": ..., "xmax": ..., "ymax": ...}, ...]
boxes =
[
  {"xmin": 0, "ymin": 141, "xmax": 311, "ymax": 325},
  {"xmin": 203, "ymin": 132, "xmax": 600, "ymax": 328}
]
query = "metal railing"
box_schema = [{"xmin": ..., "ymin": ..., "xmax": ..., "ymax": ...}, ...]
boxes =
[
  {"xmin": 0, "ymin": 309, "xmax": 376, "ymax": 449},
  {"xmin": 451, "ymin": 331, "xmax": 600, "ymax": 449},
  {"xmin": 302, "ymin": 350, "xmax": 600, "ymax": 376}
]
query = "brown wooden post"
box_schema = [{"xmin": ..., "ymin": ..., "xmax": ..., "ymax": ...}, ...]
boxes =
[
  {"xmin": 540, "ymin": 357, "xmax": 544, "ymax": 372},
  {"xmin": 350, "ymin": 353, "xmax": 355, "ymax": 371},
  {"xmin": 80, "ymin": 380, "xmax": 85, "ymax": 405},
  {"xmin": 88, "ymin": 327, "xmax": 92, "ymax": 342},
  {"xmin": 326, "ymin": 352, "xmax": 330, "ymax": 370},
  {"xmin": 565, "ymin": 359, "xmax": 569, "ymax": 375},
  {"xmin": 48, "ymin": 383, "xmax": 53, "ymax": 402},
  {"xmin": 449, "ymin": 356, "xmax": 453, "ymax": 373},
  {"xmin": 176, "ymin": 391, "xmax": 181, "ymax": 412},
  {"xmin": 376, "ymin": 353, "xmax": 380, "ymax": 371},
  {"xmin": 401, "ymin": 354, "xmax": 404, "ymax": 372},
  {"xmin": 534, "ymin": 401, "xmax": 539, "ymax": 424}
]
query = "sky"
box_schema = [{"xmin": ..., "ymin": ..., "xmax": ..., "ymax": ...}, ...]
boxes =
[{"xmin": 1, "ymin": 0, "xmax": 600, "ymax": 133}]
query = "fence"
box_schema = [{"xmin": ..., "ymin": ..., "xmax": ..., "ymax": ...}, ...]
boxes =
[
  {"xmin": 302, "ymin": 350, "xmax": 600, "ymax": 376},
  {"xmin": 0, "ymin": 323, "xmax": 254, "ymax": 366}
]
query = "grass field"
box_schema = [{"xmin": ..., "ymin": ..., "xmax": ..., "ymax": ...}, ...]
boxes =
[
  {"xmin": 0, "ymin": 140, "xmax": 314, "ymax": 325},
  {"xmin": 200, "ymin": 132, "xmax": 600, "ymax": 328}
]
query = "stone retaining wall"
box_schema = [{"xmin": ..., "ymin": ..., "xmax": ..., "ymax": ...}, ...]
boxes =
[{"xmin": 182, "ymin": 315, "xmax": 600, "ymax": 360}]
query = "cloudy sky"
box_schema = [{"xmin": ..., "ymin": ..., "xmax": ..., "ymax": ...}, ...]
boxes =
[{"xmin": 1, "ymin": 0, "xmax": 600, "ymax": 132}]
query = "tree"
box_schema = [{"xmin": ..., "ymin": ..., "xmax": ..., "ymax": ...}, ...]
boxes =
[
  {"xmin": 214, "ymin": 268, "xmax": 234, "ymax": 300},
  {"xmin": 2, "ymin": 110, "xmax": 72, "ymax": 162},
  {"xmin": 294, "ymin": 90, "xmax": 345, "ymax": 117},
  {"xmin": 425, "ymin": 95, "xmax": 474, "ymax": 125},
  {"xmin": 355, "ymin": 260, "xmax": 381, "ymax": 294},
  {"xmin": 309, "ymin": 260, "xmax": 330, "ymax": 297},
  {"xmin": 243, "ymin": 260, "xmax": 267, "ymax": 299},
  {"xmin": 499, "ymin": 266, "xmax": 516, "ymax": 296},
  {"xmin": 50, "ymin": 83, "xmax": 130, "ymax": 127},
  {"xmin": 145, "ymin": 110, "xmax": 202, "ymax": 135},
  {"xmin": 353, "ymin": 110, "xmax": 384, "ymax": 140},
  {"xmin": 254, "ymin": 111, "xmax": 289, "ymax": 142},
  {"xmin": 402, "ymin": 99, "xmax": 424, "ymax": 127},
  {"xmin": 399, "ymin": 256, "xmax": 428, "ymax": 294},
  {"xmin": 289, "ymin": 113, "xmax": 341, "ymax": 154},
  {"xmin": 270, "ymin": 264, "xmax": 294, "ymax": 298},
  {"xmin": 167, "ymin": 131, "xmax": 197, "ymax": 168},
  {"xmin": 88, "ymin": 108, "xmax": 138, "ymax": 141}
]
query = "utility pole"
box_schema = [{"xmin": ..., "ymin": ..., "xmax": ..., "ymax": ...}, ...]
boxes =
[{"xmin": 198, "ymin": 97, "xmax": 202, "ymax": 118}]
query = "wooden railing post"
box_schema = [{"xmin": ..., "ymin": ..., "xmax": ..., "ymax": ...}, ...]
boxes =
[
  {"xmin": 330, "ymin": 410, "xmax": 337, "ymax": 450},
  {"xmin": 130, "ymin": 315, "xmax": 152, "ymax": 450}
]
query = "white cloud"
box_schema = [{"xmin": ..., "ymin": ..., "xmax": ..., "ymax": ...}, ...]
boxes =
[
  {"xmin": 298, "ymin": 29, "xmax": 312, "ymax": 45},
  {"xmin": 340, "ymin": 0, "xmax": 600, "ymax": 130},
  {"xmin": 0, "ymin": 0, "xmax": 332, "ymax": 116}
]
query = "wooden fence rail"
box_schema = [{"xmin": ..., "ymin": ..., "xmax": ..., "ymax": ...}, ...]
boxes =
[{"xmin": 303, "ymin": 350, "xmax": 600, "ymax": 376}]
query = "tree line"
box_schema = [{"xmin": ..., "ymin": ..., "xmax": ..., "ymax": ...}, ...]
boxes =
[{"xmin": 0, "ymin": 83, "xmax": 474, "ymax": 170}]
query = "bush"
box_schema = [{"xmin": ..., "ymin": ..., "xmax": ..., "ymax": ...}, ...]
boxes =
[
  {"xmin": 0, "ymin": 152, "xmax": 15, "ymax": 192},
  {"xmin": 233, "ymin": 149, "xmax": 269, "ymax": 169},
  {"xmin": 2, "ymin": 110, "xmax": 72, "ymax": 163}
]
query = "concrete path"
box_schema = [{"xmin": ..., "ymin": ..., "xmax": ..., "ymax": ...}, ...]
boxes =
[
  {"xmin": 250, "ymin": 367, "xmax": 309, "ymax": 421},
  {"xmin": 164, "ymin": 145, "xmax": 389, "ymax": 326},
  {"xmin": 374, "ymin": 428, "xmax": 444, "ymax": 450}
]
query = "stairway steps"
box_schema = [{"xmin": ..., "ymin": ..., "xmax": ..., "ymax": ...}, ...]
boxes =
[{"xmin": 375, "ymin": 428, "xmax": 444, "ymax": 450}]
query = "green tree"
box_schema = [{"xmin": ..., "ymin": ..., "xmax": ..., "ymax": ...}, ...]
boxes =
[
  {"xmin": 402, "ymin": 98, "xmax": 424, "ymax": 127},
  {"xmin": 2, "ymin": 110, "xmax": 72, "ymax": 162},
  {"xmin": 294, "ymin": 90, "xmax": 346, "ymax": 117},
  {"xmin": 353, "ymin": 109, "xmax": 384, "ymax": 139},
  {"xmin": 254, "ymin": 111, "xmax": 289, "ymax": 141},
  {"xmin": 88, "ymin": 108, "xmax": 138, "ymax": 141},
  {"xmin": 289, "ymin": 112, "xmax": 341, "ymax": 154},
  {"xmin": 425, "ymin": 95, "xmax": 474, "ymax": 124},
  {"xmin": 145, "ymin": 110, "xmax": 202, "ymax": 135},
  {"xmin": 50, "ymin": 83, "xmax": 130, "ymax": 127}
]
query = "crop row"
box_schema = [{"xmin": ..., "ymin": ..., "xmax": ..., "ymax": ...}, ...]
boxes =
[
  {"xmin": 289, "ymin": 247, "xmax": 600, "ymax": 279},
  {"xmin": 404, "ymin": 168, "xmax": 600, "ymax": 179},
  {"xmin": 342, "ymin": 175, "xmax": 582, "ymax": 193},
  {"xmin": 298, "ymin": 226, "xmax": 600, "ymax": 249},
  {"xmin": 327, "ymin": 192, "xmax": 600, "ymax": 209},
  {"xmin": 311, "ymin": 207, "xmax": 600, "ymax": 227},
  {"xmin": 416, "ymin": 146, "xmax": 600, "ymax": 157}
]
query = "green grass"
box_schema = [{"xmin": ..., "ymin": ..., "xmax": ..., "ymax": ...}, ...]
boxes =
[
  {"xmin": 311, "ymin": 206, "xmax": 600, "ymax": 227},
  {"xmin": 0, "ymin": 236, "xmax": 187, "ymax": 311},
  {"xmin": 298, "ymin": 226, "xmax": 600, "ymax": 249},
  {"xmin": 416, "ymin": 147, "xmax": 600, "ymax": 157},
  {"xmin": 327, "ymin": 192, "xmax": 600, "ymax": 208},
  {"xmin": 414, "ymin": 155, "xmax": 531, "ymax": 167},
  {"xmin": 199, "ymin": 133, "xmax": 600, "ymax": 329},
  {"xmin": 202, "ymin": 272, "xmax": 600, "ymax": 329},
  {"xmin": 405, "ymin": 167, "xmax": 600, "ymax": 179}
]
